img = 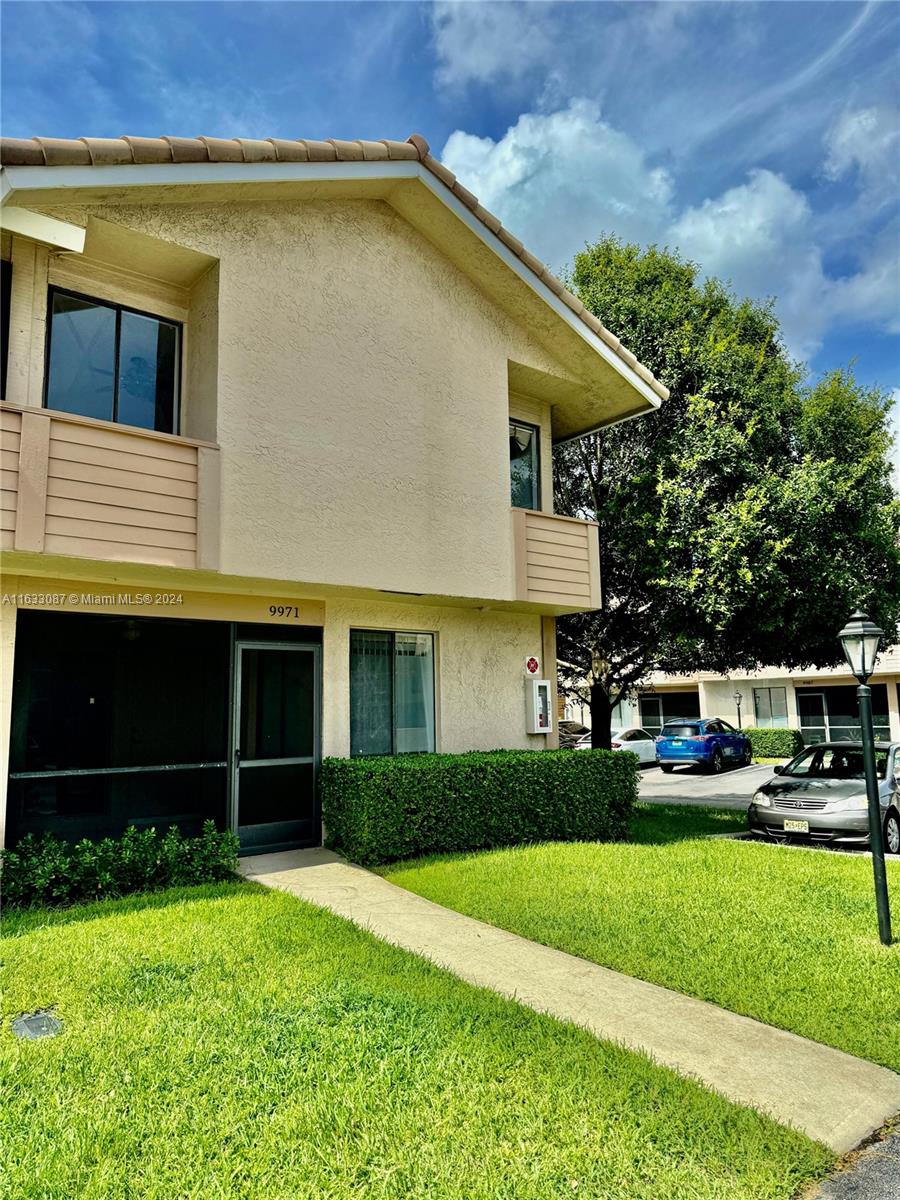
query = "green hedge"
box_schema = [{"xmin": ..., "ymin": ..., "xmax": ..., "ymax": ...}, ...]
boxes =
[
  {"xmin": 322, "ymin": 749, "xmax": 638, "ymax": 867},
  {"xmin": 0, "ymin": 821, "xmax": 240, "ymax": 909},
  {"xmin": 745, "ymin": 727, "xmax": 805, "ymax": 759}
]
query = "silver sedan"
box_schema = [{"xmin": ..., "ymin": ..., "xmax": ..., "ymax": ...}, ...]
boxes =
[{"xmin": 747, "ymin": 741, "xmax": 900, "ymax": 852}]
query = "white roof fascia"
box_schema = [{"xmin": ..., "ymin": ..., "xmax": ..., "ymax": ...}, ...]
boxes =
[{"xmin": 0, "ymin": 205, "xmax": 86, "ymax": 252}]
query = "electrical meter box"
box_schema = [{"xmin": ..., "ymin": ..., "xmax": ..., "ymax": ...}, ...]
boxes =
[{"xmin": 525, "ymin": 679, "xmax": 553, "ymax": 735}]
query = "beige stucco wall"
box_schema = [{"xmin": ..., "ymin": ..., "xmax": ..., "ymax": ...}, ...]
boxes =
[
  {"xmin": 321, "ymin": 595, "xmax": 553, "ymax": 757},
  {"xmin": 35, "ymin": 198, "xmax": 572, "ymax": 603}
]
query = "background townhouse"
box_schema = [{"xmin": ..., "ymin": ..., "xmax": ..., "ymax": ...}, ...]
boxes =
[{"xmin": 564, "ymin": 657, "xmax": 900, "ymax": 743}]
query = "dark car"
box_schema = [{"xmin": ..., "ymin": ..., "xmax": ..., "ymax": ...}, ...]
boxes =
[
  {"xmin": 655, "ymin": 717, "xmax": 752, "ymax": 774},
  {"xmin": 748, "ymin": 741, "xmax": 900, "ymax": 852}
]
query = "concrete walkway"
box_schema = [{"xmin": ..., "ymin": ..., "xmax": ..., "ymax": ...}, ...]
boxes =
[{"xmin": 240, "ymin": 849, "xmax": 900, "ymax": 1154}]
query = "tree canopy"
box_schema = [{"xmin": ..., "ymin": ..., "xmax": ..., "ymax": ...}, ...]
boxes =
[{"xmin": 554, "ymin": 237, "xmax": 900, "ymax": 745}]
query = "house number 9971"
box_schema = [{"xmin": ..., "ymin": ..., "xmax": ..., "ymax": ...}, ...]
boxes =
[{"xmin": 269, "ymin": 605, "xmax": 301, "ymax": 619}]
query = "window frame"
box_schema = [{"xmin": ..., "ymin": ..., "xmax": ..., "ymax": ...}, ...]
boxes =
[
  {"xmin": 43, "ymin": 285, "xmax": 183, "ymax": 435},
  {"xmin": 753, "ymin": 685, "xmax": 789, "ymax": 728},
  {"xmin": 349, "ymin": 628, "xmax": 437, "ymax": 757},
  {"xmin": 509, "ymin": 419, "xmax": 541, "ymax": 511},
  {"xmin": 1, "ymin": 259, "xmax": 11, "ymax": 402}
]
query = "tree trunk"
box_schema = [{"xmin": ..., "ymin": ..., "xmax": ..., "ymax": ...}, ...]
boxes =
[{"xmin": 590, "ymin": 682, "xmax": 614, "ymax": 750}]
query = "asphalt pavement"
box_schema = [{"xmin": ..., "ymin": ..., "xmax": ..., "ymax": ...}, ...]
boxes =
[{"xmin": 637, "ymin": 761, "xmax": 776, "ymax": 810}]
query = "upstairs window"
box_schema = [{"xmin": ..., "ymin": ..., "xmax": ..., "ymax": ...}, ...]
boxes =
[
  {"xmin": 44, "ymin": 288, "xmax": 180, "ymax": 434},
  {"xmin": 1, "ymin": 260, "xmax": 11, "ymax": 400},
  {"xmin": 509, "ymin": 421, "xmax": 540, "ymax": 510}
]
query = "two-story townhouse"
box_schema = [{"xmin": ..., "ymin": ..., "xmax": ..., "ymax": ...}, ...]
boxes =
[{"xmin": 0, "ymin": 132, "xmax": 667, "ymax": 855}]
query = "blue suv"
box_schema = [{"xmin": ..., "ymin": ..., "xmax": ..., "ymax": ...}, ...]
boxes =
[{"xmin": 656, "ymin": 717, "xmax": 752, "ymax": 774}]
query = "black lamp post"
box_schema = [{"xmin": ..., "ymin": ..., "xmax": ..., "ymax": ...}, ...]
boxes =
[
  {"xmin": 838, "ymin": 611, "xmax": 892, "ymax": 946},
  {"xmin": 733, "ymin": 690, "xmax": 743, "ymax": 730}
]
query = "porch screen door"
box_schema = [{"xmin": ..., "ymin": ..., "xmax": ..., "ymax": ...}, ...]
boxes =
[{"xmin": 233, "ymin": 642, "xmax": 319, "ymax": 853}]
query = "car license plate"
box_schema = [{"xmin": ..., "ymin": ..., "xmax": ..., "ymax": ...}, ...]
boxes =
[
  {"xmin": 784, "ymin": 819, "xmax": 809, "ymax": 833},
  {"xmin": 672, "ymin": 739, "xmax": 683, "ymax": 746}
]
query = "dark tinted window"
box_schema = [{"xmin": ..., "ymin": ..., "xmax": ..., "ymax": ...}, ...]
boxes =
[
  {"xmin": 45, "ymin": 288, "xmax": 180, "ymax": 433},
  {"xmin": 46, "ymin": 292, "xmax": 117, "ymax": 421},
  {"xmin": 661, "ymin": 723, "xmax": 701, "ymax": 737},
  {"xmin": 117, "ymin": 310, "xmax": 178, "ymax": 431},
  {"xmin": 510, "ymin": 421, "xmax": 540, "ymax": 510},
  {"xmin": 1, "ymin": 259, "xmax": 11, "ymax": 400},
  {"xmin": 783, "ymin": 745, "xmax": 889, "ymax": 780}
]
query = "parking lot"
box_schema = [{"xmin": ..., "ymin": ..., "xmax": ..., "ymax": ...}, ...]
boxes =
[{"xmin": 638, "ymin": 762, "xmax": 777, "ymax": 810}]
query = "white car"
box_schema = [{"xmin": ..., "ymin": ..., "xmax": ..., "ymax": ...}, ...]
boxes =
[{"xmin": 575, "ymin": 727, "xmax": 658, "ymax": 764}]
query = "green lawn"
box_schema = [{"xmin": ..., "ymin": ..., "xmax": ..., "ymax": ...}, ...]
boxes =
[
  {"xmin": 385, "ymin": 804, "xmax": 900, "ymax": 1073},
  {"xmin": 1, "ymin": 883, "xmax": 831, "ymax": 1199}
]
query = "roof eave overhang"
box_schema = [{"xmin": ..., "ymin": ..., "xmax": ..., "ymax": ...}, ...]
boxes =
[{"xmin": 0, "ymin": 159, "xmax": 663, "ymax": 431}]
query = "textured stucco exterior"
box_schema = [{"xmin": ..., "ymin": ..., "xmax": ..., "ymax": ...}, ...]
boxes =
[
  {"xmin": 321, "ymin": 596, "xmax": 550, "ymax": 757},
  {"xmin": 33, "ymin": 199, "xmax": 575, "ymax": 602}
]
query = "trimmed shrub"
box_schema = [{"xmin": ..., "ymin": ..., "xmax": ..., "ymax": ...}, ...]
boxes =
[
  {"xmin": 322, "ymin": 748, "xmax": 637, "ymax": 867},
  {"xmin": 745, "ymin": 727, "xmax": 804, "ymax": 759},
  {"xmin": 0, "ymin": 821, "xmax": 240, "ymax": 909}
]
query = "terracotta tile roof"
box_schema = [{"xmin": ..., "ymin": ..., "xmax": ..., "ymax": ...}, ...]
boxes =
[{"xmin": 0, "ymin": 132, "xmax": 669, "ymax": 402}]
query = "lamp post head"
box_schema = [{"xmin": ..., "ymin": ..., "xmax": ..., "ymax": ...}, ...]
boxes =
[
  {"xmin": 733, "ymin": 691, "xmax": 743, "ymax": 705},
  {"xmin": 838, "ymin": 611, "xmax": 884, "ymax": 684}
]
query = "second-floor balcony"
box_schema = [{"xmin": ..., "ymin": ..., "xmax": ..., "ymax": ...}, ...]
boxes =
[
  {"xmin": 1, "ymin": 402, "xmax": 601, "ymax": 615},
  {"xmin": 511, "ymin": 508, "xmax": 601, "ymax": 613},
  {"xmin": 1, "ymin": 403, "xmax": 220, "ymax": 570}
]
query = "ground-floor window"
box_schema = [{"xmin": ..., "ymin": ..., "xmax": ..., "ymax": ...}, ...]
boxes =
[
  {"xmin": 349, "ymin": 630, "xmax": 435, "ymax": 756},
  {"xmin": 752, "ymin": 686, "xmax": 788, "ymax": 728}
]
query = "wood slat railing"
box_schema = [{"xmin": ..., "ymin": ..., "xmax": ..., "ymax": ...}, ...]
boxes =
[
  {"xmin": 511, "ymin": 508, "xmax": 601, "ymax": 612},
  {"xmin": 0, "ymin": 403, "xmax": 220, "ymax": 570}
]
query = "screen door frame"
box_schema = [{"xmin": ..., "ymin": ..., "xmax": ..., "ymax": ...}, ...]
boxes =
[{"xmin": 230, "ymin": 639, "xmax": 322, "ymax": 853}]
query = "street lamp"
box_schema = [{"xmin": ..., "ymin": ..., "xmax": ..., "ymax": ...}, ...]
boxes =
[
  {"xmin": 733, "ymin": 690, "xmax": 743, "ymax": 730},
  {"xmin": 838, "ymin": 611, "xmax": 892, "ymax": 946}
]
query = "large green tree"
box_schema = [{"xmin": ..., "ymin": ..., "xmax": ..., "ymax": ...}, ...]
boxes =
[{"xmin": 554, "ymin": 238, "xmax": 900, "ymax": 747}]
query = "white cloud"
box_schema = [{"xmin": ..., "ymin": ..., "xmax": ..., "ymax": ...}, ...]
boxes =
[
  {"xmin": 825, "ymin": 107, "xmax": 900, "ymax": 186},
  {"xmin": 888, "ymin": 389, "xmax": 900, "ymax": 493},
  {"xmin": 442, "ymin": 99, "xmax": 673, "ymax": 271},
  {"xmin": 671, "ymin": 171, "xmax": 831, "ymax": 359},
  {"xmin": 440, "ymin": 102, "xmax": 899, "ymax": 362},
  {"xmin": 432, "ymin": 1, "xmax": 557, "ymax": 90}
]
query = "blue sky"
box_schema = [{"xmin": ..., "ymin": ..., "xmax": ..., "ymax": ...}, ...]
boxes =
[{"xmin": 2, "ymin": 1, "xmax": 898, "ymax": 404}]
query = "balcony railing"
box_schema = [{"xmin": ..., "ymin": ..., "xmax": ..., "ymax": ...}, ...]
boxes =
[
  {"xmin": 0, "ymin": 403, "xmax": 220, "ymax": 570},
  {"xmin": 511, "ymin": 508, "xmax": 601, "ymax": 612}
]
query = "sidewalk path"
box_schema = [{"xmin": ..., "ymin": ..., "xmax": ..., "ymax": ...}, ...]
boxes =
[{"xmin": 240, "ymin": 848, "xmax": 900, "ymax": 1154}]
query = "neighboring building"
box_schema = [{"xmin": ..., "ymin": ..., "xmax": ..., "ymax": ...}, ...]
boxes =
[
  {"xmin": 636, "ymin": 654, "xmax": 900, "ymax": 743},
  {"xmin": 0, "ymin": 132, "xmax": 667, "ymax": 853}
]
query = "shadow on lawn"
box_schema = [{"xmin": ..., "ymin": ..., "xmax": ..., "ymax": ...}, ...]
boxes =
[
  {"xmin": 1, "ymin": 879, "xmax": 260, "ymax": 938},
  {"xmin": 629, "ymin": 803, "xmax": 747, "ymax": 845}
]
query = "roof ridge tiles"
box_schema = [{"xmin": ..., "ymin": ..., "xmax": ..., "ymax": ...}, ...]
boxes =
[{"xmin": 0, "ymin": 131, "xmax": 669, "ymax": 402}]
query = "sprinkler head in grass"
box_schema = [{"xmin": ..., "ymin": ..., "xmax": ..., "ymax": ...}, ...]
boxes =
[{"xmin": 11, "ymin": 1011, "xmax": 62, "ymax": 1040}]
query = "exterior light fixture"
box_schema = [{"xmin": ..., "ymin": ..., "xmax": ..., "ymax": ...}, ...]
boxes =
[
  {"xmin": 838, "ymin": 611, "xmax": 884, "ymax": 684},
  {"xmin": 733, "ymin": 690, "xmax": 743, "ymax": 729},
  {"xmin": 838, "ymin": 611, "xmax": 891, "ymax": 945}
]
